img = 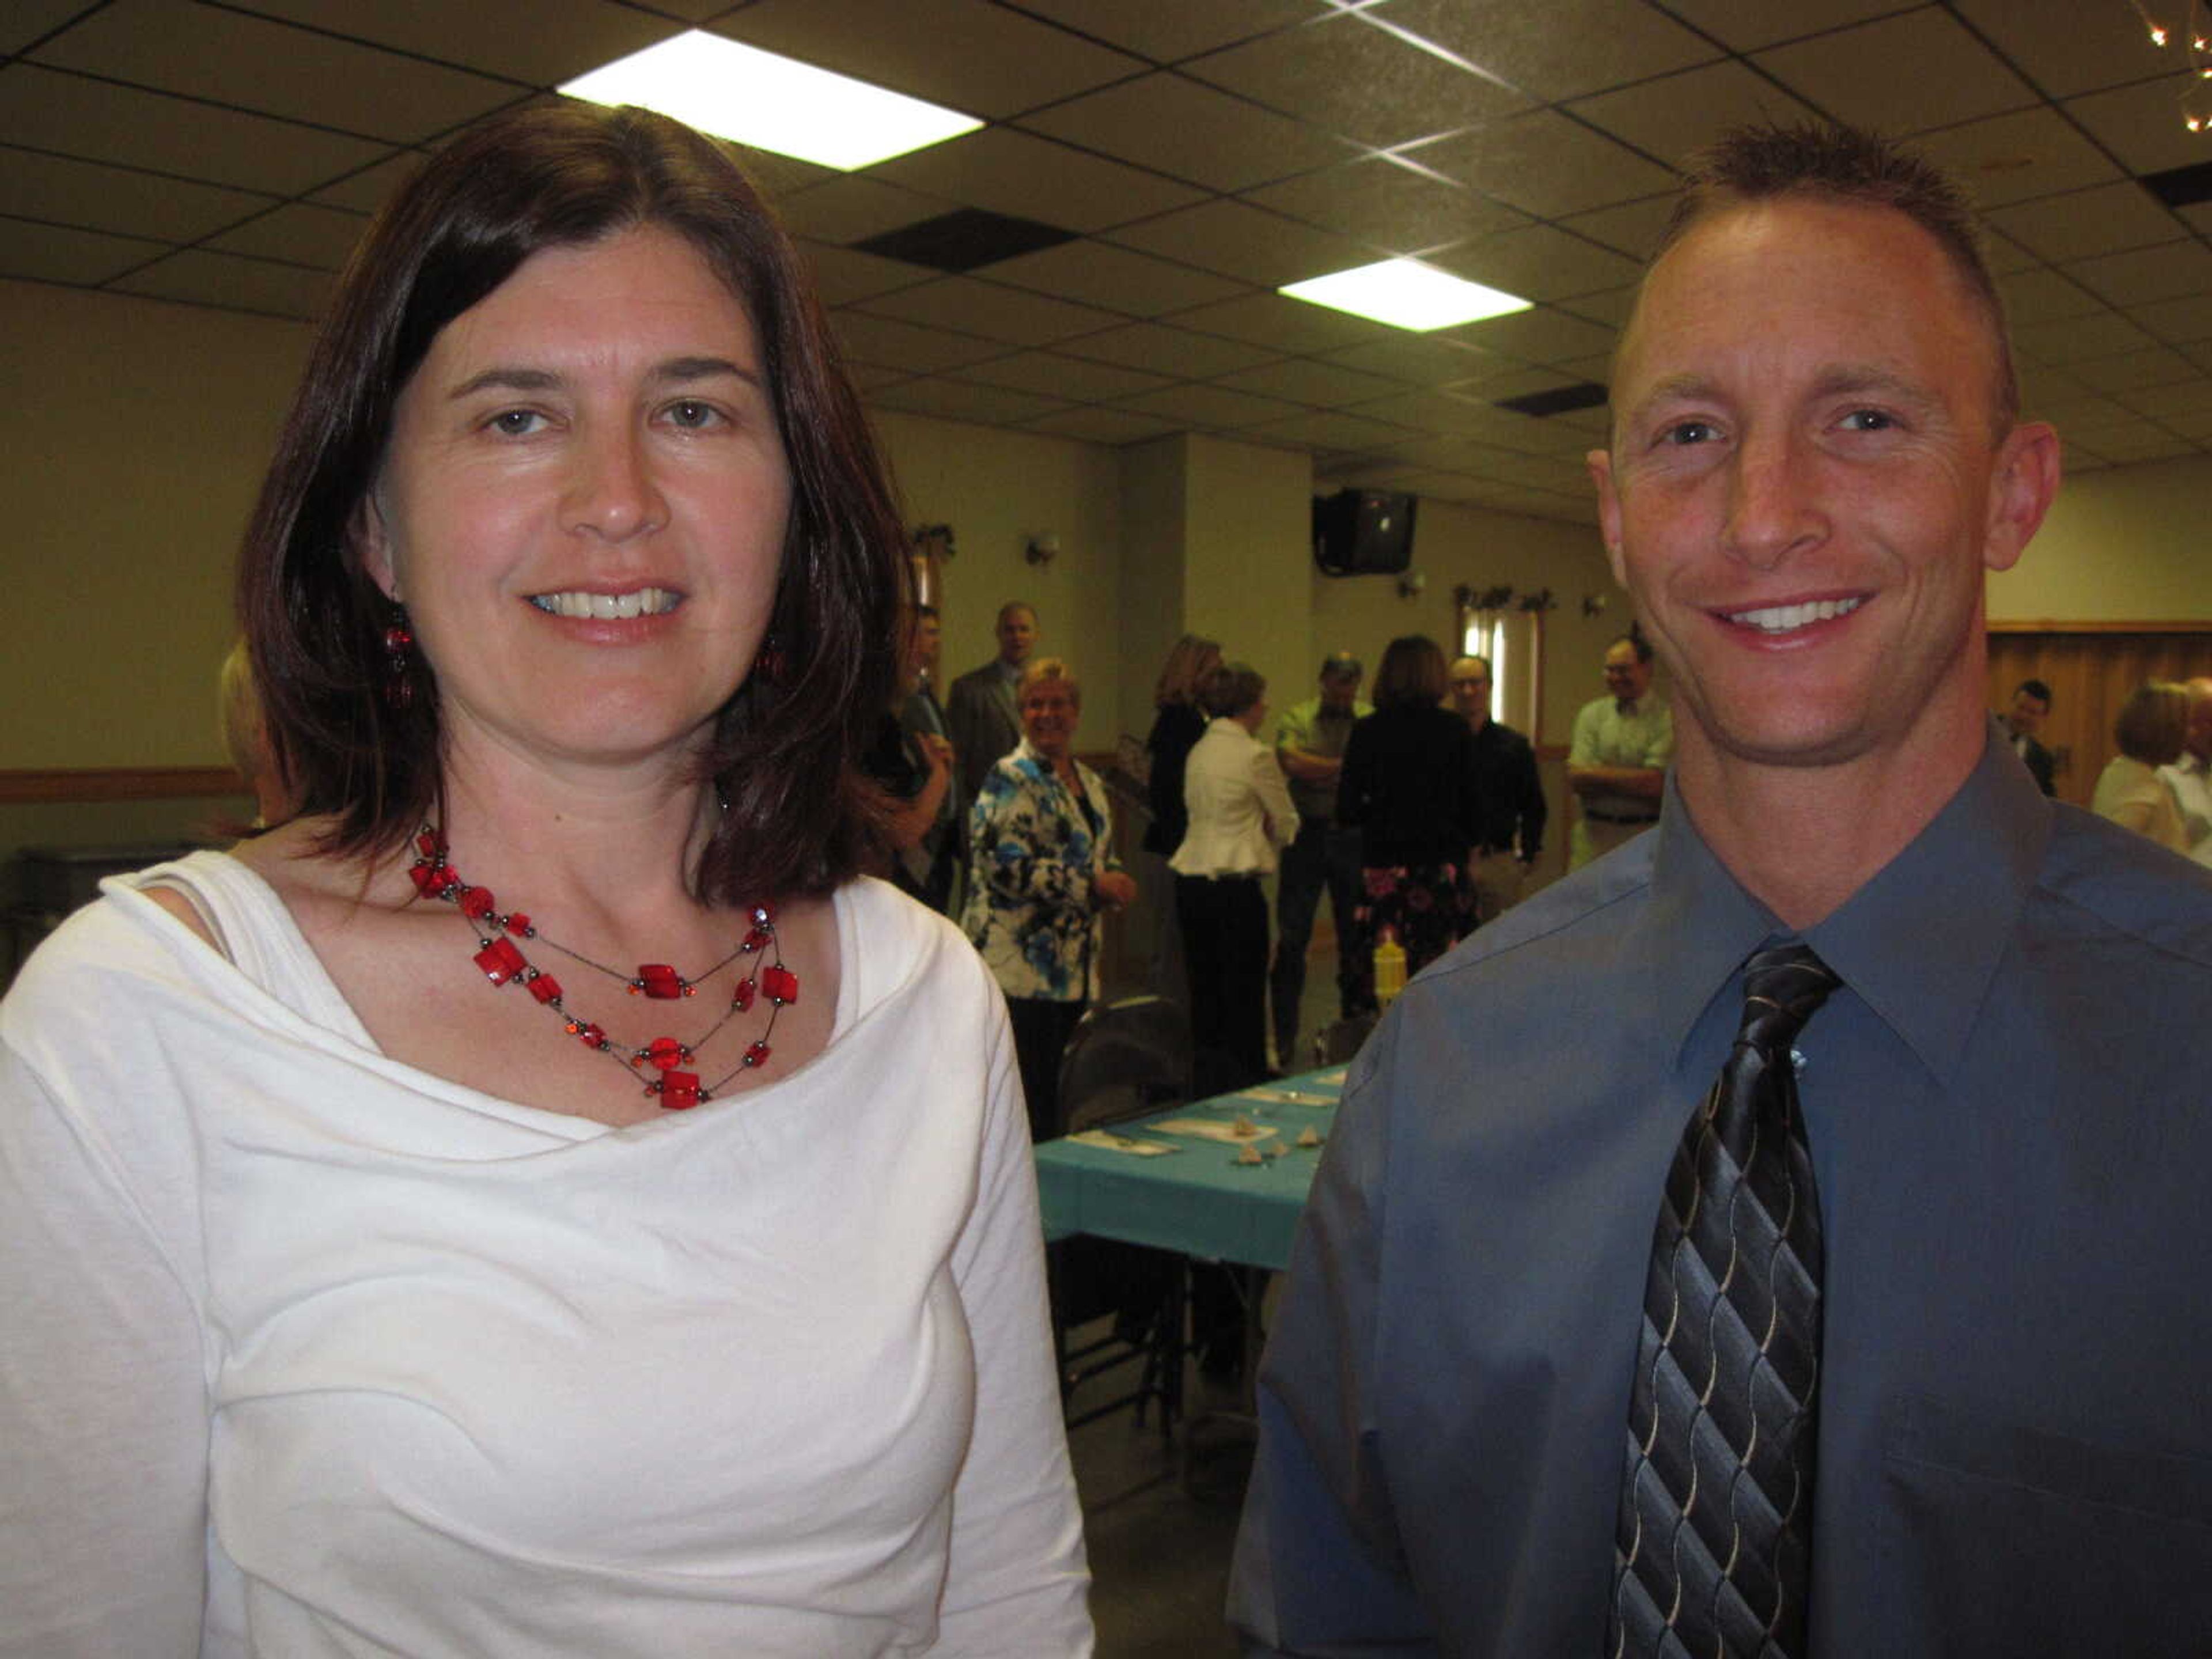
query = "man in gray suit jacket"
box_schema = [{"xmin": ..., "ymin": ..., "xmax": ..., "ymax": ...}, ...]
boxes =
[{"xmin": 946, "ymin": 601, "xmax": 1036, "ymax": 798}]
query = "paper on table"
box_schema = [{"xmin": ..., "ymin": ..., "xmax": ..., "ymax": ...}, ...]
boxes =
[
  {"xmin": 1150, "ymin": 1117, "xmax": 1278, "ymax": 1145},
  {"xmin": 1067, "ymin": 1128, "xmax": 1180, "ymax": 1156},
  {"xmin": 1240, "ymin": 1085, "xmax": 1336, "ymax": 1105}
]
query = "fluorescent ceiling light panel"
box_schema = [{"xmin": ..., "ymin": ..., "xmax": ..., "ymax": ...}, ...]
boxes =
[
  {"xmin": 1279, "ymin": 259, "xmax": 1531, "ymax": 331},
  {"xmin": 559, "ymin": 31, "xmax": 982, "ymax": 171}
]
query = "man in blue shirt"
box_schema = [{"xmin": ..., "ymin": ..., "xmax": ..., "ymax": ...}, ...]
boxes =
[{"xmin": 1230, "ymin": 121, "xmax": 2212, "ymax": 1656}]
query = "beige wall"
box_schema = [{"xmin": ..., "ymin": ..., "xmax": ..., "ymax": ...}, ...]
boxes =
[
  {"xmin": 1, "ymin": 279, "xmax": 312, "ymax": 769},
  {"xmin": 873, "ymin": 409, "xmax": 1127, "ymax": 741},
  {"xmin": 1988, "ymin": 452, "xmax": 2212, "ymax": 624}
]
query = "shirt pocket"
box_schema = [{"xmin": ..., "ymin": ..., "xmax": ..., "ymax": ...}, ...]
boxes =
[{"xmin": 1878, "ymin": 1392, "xmax": 2212, "ymax": 1658}]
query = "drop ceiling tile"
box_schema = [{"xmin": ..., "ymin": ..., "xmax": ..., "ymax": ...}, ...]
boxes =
[
  {"xmin": 0, "ymin": 149, "xmax": 275, "ymax": 242},
  {"xmin": 1409, "ymin": 112, "xmax": 1677, "ymax": 219},
  {"xmin": 2187, "ymin": 342, "xmax": 2212, "ymax": 375},
  {"xmin": 866, "ymin": 376, "xmax": 1072, "ymax": 423},
  {"xmin": 0, "ymin": 215, "xmax": 169, "ymax": 284},
  {"xmin": 2, "ymin": 0, "xmax": 87, "ymax": 55},
  {"xmin": 2116, "ymin": 376, "xmax": 2212, "ymax": 417},
  {"xmin": 723, "ymin": 142, "xmax": 843, "ymax": 203},
  {"xmin": 1109, "ymin": 382, "xmax": 1308, "ymax": 429},
  {"xmin": 2014, "ymin": 362, "xmax": 2097, "ymax": 405},
  {"xmin": 1654, "ymin": 0, "xmax": 1918, "ymax": 52},
  {"xmin": 1448, "ymin": 305, "xmax": 1616, "ymax": 365},
  {"xmin": 2012, "ymin": 308, "xmax": 2157, "ymax": 363},
  {"xmin": 30, "ymin": 0, "xmax": 518, "ymax": 145},
  {"xmin": 2130, "ymin": 291, "xmax": 2212, "ymax": 343},
  {"xmin": 1995, "ymin": 266, "xmax": 2108, "ymax": 325},
  {"xmin": 2063, "ymin": 346, "xmax": 2203, "ymax": 395},
  {"xmin": 2035, "ymin": 394, "xmax": 2146, "ymax": 432},
  {"xmin": 800, "ymin": 242, "xmax": 934, "ymax": 305},
  {"xmin": 1428, "ymin": 224, "xmax": 1641, "ymax": 302},
  {"xmin": 955, "ymin": 350, "xmax": 1176, "ymax": 400},
  {"xmin": 306, "ymin": 151, "xmax": 430, "ymax": 215},
  {"xmin": 1017, "ymin": 72, "xmax": 1352, "ymax": 192},
  {"xmin": 1554, "ymin": 196, "xmax": 1676, "ymax": 263},
  {"xmin": 1164, "ymin": 290, "xmax": 1395, "ymax": 353},
  {"xmin": 204, "ymin": 202, "xmax": 371, "ymax": 269},
  {"xmin": 1984, "ymin": 181, "xmax": 2190, "ymax": 264},
  {"xmin": 110, "ymin": 249, "xmax": 335, "ymax": 319},
  {"xmin": 1908, "ymin": 108, "xmax": 2126, "ymax": 209},
  {"xmin": 2065, "ymin": 81, "xmax": 2212, "ymax": 177},
  {"xmin": 1107, "ymin": 198, "xmax": 1368, "ymax": 287},
  {"xmin": 1023, "ymin": 405, "xmax": 1187, "ymax": 444},
  {"xmin": 858, "ymin": 275, "xmax": 1126, "ymax": 345},
  {"xmin": 984, "ymin": 238, "xmax": 1247, "ymax": 316},
  {"xmin": 2064, "ymin": 240, "xmax": 2212, "ymax": 309},
  {"xmin": 778, "ymin": 177, "xmax": 963, "ymax": 246},
  {"xmin": 1953, "ymin": 0, "xmax": 2181, "ymax": 99},
  {"xmin": 1241, "ymin": 156, "xmax": 1528, "ymax": 252},
  {"xmin": 848, "ymin": 362, "xmax": 914, "ymax": 392},
  {"xmin": 2161, "ymin": 405, "xmax": 2212, "ymax": 440},
  {"xmin": 2186, "ymin": 203, "xmax": 2212, "ymax": 239},
  {"xmin": 1055, "ymin": 322, "xmax": 1282, "ymax": 376},
  {"xmin": 832, "ymin": 310, "xmax": 1009, "ymax": 372},
  {"xmin": 0, "ymin": 64, "xmax": 392, "ymax": 195},
  {"xmin": 1755, "ymin": 11, "xmax": 2039, "ymax": 136},
  {"xmin": 1181, "ymin": 12, "xmax": 1529, "ymax": 150},
  {"xmin": 239, "ymin": 0, "xmax": 674, "ymax": 86},
  {"xmin": 1319, "ymin": 334, "xmax": 1519, "ymax": 384},
  {"xmin": 2079, "ymin": 424, "xmax": 2195, "ymax": 461},
  {"xmin": 1978, "ymin": 229, "xmax": 2042, "ymax": 276},
  {"xmin": 1567, "ymin": 59, "xmax": 1823, "ymax": 168},
  {"xmin": 1374, "ymin": 0, "xmax": 1721, "ymax": 103},
  {"xmin": 1347, "ymin": 387, "xmax": 1548, "ymax": 445},
  {"xmin": 1247, "ymin": 408, "xmax": 1421, "ymax": 449},
  {"xmin": 1007, "ymin": 0, "xmax": 1330, "ymax": 66},
  {"xmin": 1558, "ymin": 285, "xmax": 1640, "ymax": 327},
  {"xmin": 713, "ymin": 0, "xmax": 1145, "ymax": 120},
  {"xmin": 1214, "ymin": 358, "xmax": 1406, "ymax": 406},
  {"xmin": 866, "ymin": 127, "xmax": 1205, "ymax": 233}
]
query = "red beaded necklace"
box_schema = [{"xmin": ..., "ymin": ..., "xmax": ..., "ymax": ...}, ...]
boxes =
[{"xmin": 407, "ymin": 825, "xmax": 798, "ymax": 1109}]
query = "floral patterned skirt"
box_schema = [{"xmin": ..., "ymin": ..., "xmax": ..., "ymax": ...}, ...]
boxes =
[{"xmin": 1346, "ymin": 861, "xmax": 1477, "ymax": 1009}]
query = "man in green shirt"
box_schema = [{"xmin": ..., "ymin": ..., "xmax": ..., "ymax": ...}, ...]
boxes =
[{"xmin": 1270, "ymin": 652, "xmax": 1372, "ymax": 1065}]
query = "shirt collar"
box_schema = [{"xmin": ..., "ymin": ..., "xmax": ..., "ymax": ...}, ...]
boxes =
[{"xmin": 1646, "ymin": 727, "xmax": 2048, "ymax": 1086}]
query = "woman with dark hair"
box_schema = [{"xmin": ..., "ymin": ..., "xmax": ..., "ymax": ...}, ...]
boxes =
[
  {"xmin": 0, "ymin": 103, "xmax": 1089, "ymax": 1655},
  {"xmin": 1338, "ymin": 634, "xmax": 1483, "ymax": 1003},
  {"xmin": 1142, "ymin": 632, "xmax": 1222, "ymax": 861}
]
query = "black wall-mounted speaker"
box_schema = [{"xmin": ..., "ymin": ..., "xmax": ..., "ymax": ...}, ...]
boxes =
[{"xmin": 1313, "ymin": 488, "xmax": 1418, "ymax": 575}]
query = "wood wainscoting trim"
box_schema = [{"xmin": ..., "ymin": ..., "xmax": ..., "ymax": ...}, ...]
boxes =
[
  {"xmin": 0, "ymin": 767, "xmax": 247, "ymax": 805},
  {"xmin": 1988, "ymin": 620, "xmax": 2212, "ymax": 635}
]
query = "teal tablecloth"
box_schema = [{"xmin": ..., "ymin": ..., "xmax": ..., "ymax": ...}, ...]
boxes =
[{"xmin": 1033, "ymin": 1069, "xmax": 1346, "ymax": 1271}]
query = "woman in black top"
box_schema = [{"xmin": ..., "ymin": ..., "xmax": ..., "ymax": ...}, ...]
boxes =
[
  {"xmin": 1142, "ymin": 633, "xmax": 1221, "ymax": 858},
  {"xmin": 1336, "ymin": 634, "xmax": 1482, "ymax": 1001}
]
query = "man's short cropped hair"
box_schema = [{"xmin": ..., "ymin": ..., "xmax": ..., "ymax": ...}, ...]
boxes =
[
  {"xmin": 2016, "ymin": 678, "xmax": 2052, "ymax": 707},
  {"xmin": 1612, "ymin": 630, "xmax": 1654, "ymax": 667},
  {"xmin": 1638, "ymin": 121, "xmax": 2017, "ymax": 431}
]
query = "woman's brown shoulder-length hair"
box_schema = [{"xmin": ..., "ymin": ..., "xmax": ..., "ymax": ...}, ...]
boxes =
[{"xmin": 237, "ymin": 100, "xmax": 904, "ymax": 903}]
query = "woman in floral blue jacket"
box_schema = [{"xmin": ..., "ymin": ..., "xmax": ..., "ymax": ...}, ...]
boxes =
[{"xmin": 964, "ymin": 658, "xmax": 1137, "ymax": 1141}]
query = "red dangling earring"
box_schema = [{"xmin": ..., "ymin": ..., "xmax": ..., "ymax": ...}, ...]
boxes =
[
  {"xmin": 753, "ymin": 631, "xmax": 786, "ymax": 685},
  {"xmin": 382, "ymin": 611, "xmax": 415, "ymax": 709}
]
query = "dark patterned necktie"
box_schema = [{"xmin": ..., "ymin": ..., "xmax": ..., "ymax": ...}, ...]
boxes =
[{"xmin": 1608, "ymin": 942, "xmax": 1839, "ymax": 1658}]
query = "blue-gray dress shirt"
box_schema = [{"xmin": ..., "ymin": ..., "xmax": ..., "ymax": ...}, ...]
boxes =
[{"xmin": 1230, "ymin": 731, "xmax": 2212, "ymax": 1656}]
